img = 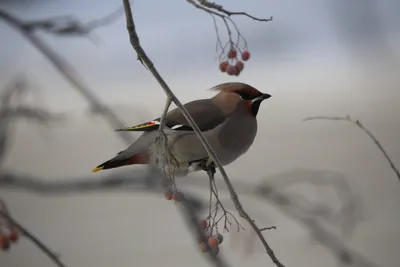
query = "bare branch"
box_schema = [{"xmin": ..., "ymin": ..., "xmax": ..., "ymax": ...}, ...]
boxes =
[
  {"xmin": 0, "ymin": 7, "xmax": 228, "ymax": 265},
  {"xmin": 257, "ymin": 185, "xmax": 379, "ymax": 267},
  {"xmin": 15, "ymin": 5, "xmax": 123, "ymax": 45},
  {"xmin": 0, "ymin": 77, "xmax": 66, "ymax": 167},
  {"xmin": 0, "ymin": 171, "xmax": 153, "ymax": 194},
  {"xmin": 187, "ymin": 0, "xmax": 225, "ymax": 18},
  {"xmin": 303, "ymin": 115, "xmax": 400, "ymax": 183},
  {"xmin": 0, "ymin": 107, "xmax": 66, "ymax": 124},
  {"xmin": 1, "ymin": 168, "xmax": 371, "ymax": 266},
  {"xmin": 122, "ymin": 1, "xmax": 284, "ymax": 266},
  {"xmin": 265, "ymin": 168, "xmax": 364, "ymax": 237},
  {"xmin": 0, "ymin": 200, "xmax": 66, "ymax": 267},
  {"xmin": 0, "ymin": 170, "xmax": 228, "ymax": 266},
  {"xmin": 196, "ymin": 0, "xmax": 273, "ymax": 22},
  {"xmin": 178, "ymin": 198, "xmax": 230, "ymax": 267},
  {"xmin": 0, "ymin": 9, "xmax": 133, "ymax": 144},
  {"xmin": 83, "ymin": 5, "xmax": 125, "ymax": 31}
]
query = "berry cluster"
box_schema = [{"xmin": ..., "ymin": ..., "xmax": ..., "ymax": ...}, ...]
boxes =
[
  {"xmin": 219, "ymin": 48, "xmax": 251, "ymax": 76},
  {"xmin": 197, "ymin": 218, "xmax": 223, "ymax": 255},
  {"xmin": 161, "ymin": 176, "xmax": 184, "ymax": 202},
  {"xmin": 0, "ymin": 230, "xmax": 20, "ymax": 252},
  {"xmin": 164, "ymin": 190, "xmax": 184, "ymax": 202}
]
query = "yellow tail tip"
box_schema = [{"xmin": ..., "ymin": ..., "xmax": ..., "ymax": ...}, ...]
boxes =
[{"xmin": 92, "ymin": 166, "xmax": 104, "ymax": 173}]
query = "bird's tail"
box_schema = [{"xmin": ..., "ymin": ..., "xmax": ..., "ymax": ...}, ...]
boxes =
[{"xmin": 92, "ymin": 153, "xmax": 149, "ymax": 172}]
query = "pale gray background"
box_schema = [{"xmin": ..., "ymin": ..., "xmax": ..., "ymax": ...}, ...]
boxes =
[{"xmin": 0, "ymin": 0, "xmax": 399, "ymax": 267}]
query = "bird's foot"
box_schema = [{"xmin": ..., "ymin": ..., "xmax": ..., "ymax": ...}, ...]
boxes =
[{"xmin": 199, "ymin": 159, "xmax": 216, "ymax": 176}]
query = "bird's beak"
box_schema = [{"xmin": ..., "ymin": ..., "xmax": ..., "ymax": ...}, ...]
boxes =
[{"xmin": 252, "ymin": 93, "xmax": 271, "ymax": 102}]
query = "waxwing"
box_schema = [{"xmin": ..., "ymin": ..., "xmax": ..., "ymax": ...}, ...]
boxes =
[{"xmin": 92, "ymin": 82, "xmax": 271, "ymax": 175}]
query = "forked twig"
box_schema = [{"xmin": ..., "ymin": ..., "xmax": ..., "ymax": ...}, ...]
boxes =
[
  {"xmin": 0, "ymin": 8, "xmax": 133, "ymax": 144},
  {"xmin": 0, "ymin": 210, "xmax": 66, "ymax": 267},
  {"xmin": 303, "ymin": 115, "xmax": 400, "ymax": 183},
  {"xmin": 257, "ymin": 185, "xmax": 378, "ymax": 267},
  {"xmin": 195, "ymin": 0, "xmax": 273, "ymax": 21},
  {"xmin": 122, "ymin": 1, "xmax": 284, "ymax": 266},
  {"xmin": 186, "ymin": 0, "xmax": 271, "ymax": 76}
]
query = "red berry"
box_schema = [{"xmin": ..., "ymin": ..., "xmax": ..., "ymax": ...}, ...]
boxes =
[
  {"xmin": 241, "ymin": 50, "xmax": 251, "ymax": 61},
  {"xmin": 219, "ymin": 61, "xmax": 229, "ymax": 72},
  {"xmin": 199, "ymin": 220, "xmax": 208, "ymax": 230},
  {"xmin": 164, "ymin": 191, "xmax": 173, "ymax": 200},
  {"xmin": 0, "ymin": 234, "xmax": 10, "ymax": 251},
  {"xmin": 226, "ymin": 65, "xmax": 238, "ymax": 76},
  {"xmin": 9, "ymin": 231, "xmax": 19, "ymax": 243},
  {"xmin": 227, "ymin": 49, "xmax": 237, "ymax": 59},
  {"xmin": 208, "ymin": 237, "xmax": 219, "ymax": 247},
  {"xmin": 235, "ymin": 61, "xmax": 244, "ymax": 72}
]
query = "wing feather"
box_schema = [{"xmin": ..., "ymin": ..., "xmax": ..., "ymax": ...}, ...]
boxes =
[{"xmin": 115, "ymin": 99, "xmax": 226, "ymax": 132}]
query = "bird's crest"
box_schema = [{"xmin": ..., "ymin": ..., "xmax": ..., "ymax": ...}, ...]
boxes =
[{"xmin": 209, "ymin": 82, "xmax": 261, "ymax": 96}]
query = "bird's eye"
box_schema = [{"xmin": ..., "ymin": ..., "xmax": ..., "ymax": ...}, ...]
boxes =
[
  {"xmin": 235, "ymin": 90, "xmax": 261, "ymax": 100},
  {"xmin": 236, "ymin": 91, "xmax": 253, "ymax": 100}
]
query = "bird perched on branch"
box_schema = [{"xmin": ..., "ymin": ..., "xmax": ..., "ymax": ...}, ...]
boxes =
[{"xmin": 92, "ymin": 82, "xmax": 271, "ymax": 175}]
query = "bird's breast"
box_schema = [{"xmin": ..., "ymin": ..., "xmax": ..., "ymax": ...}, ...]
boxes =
[{"xmin": 214, "ymin": 114, "xmax": 258, "ymax": 164}]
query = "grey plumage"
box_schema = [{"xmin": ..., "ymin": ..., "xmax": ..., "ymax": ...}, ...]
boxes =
[{"xmin": 92, "ymin": 82, "xmax": 271, "ymax": 174}]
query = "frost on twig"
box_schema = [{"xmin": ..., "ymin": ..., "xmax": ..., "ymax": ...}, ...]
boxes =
[{"xmin": 303, "ymin": 115, "xmax": 400, "ymax": 183}]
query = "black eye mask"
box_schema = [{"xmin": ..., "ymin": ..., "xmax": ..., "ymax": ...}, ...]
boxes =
[{"xmin": 235, "ymin": 90, "xmax": 263, "ymax": 100}]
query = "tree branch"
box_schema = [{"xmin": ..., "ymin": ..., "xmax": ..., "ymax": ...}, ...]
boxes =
[
  {"xmin": 0, "ymin": 107, "xmax": 66, "ymax": 124},
  {"xmin": 257, "ymin": 185, "xmax": 378, "ymax": 267},
  {"xmin": 0, "ymin": 8, "xmax": 225, "ymax": 265},
  {"xmin": 303, "ymin": 115, "xmax": 400, "ymax": 183},
  {"xmin": 1, "ymin": 168, "xmax": 374, "ymax": 266},
  {"xmin": 0, "ymin": 209, "xmax": 66, "ymax": 267},
  {"xmin": 121, "ymin": 1, "xmax": 284, "ymax": 266},
  {"xmin": 195, "ymin": 0, "xmax": 273, "ymax": 22},
  {"xmin": 0, "ymin": 9, "xmax": 133, "ymax": 144}
]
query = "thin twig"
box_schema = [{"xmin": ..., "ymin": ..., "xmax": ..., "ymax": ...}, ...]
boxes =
[
  {"xmin": 122, "ymin": 1, "xmax": 284, "ymax": 266},
  {"xmin": 0, "ymin": 210, "xmax": 66, "ymax": 267},
  {"xmin": 257, "ymin": 185, "xmax": 378, "ymax": 267},
  {"xmin": 196, "ymin": 0, "xmax": 273, "ymax": 22},
  {"xmin": 0, "ymin": 9, "xmax": 133, "ymax": 144},
  {"xmin": 0, "ymin": 107, "xmax": 66, "ymax": 124},
  {"xmin": 187, "ymin": 0, "xmax": 225, "ymax": 18},
  {"xmin": 0, "ymin": 7, "xmax": 220, "ymax": 265},
  {"xmin": 178, "ymin": 198, "xmax": 230, "ymax": 267},
  {"xmin": 0, "ymin": 170, "xmax": 160, "ymax": 193},
  {"xmin": 303, "ymin": 115, "xmax": 400, "ymax": 183},
  {"xmin": 1, "ymin": 168, "xmax": 376, "ymax": 266}
]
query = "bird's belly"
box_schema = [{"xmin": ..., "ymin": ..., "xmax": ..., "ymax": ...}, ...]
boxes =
[
  {"xmin": 153, "ymin": 116, "xmax": 258, "ymax": 174},
  {"xmin": 213, "ymin": 141, "xmax": 252, "ymax": 167}
]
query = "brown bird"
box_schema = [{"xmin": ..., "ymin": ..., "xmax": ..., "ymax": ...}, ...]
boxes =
[{"xmin": 92, "ymin": 82, "xmax": 271, "ymax": 175}]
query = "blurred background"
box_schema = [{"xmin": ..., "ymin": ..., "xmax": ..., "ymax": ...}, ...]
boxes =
[{"xmin": 0, "ymin": 0, "xmax": 399, "ymax": 267}]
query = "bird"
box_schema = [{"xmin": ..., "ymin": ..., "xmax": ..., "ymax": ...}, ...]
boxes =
[{"xmin": 91, "ymin": 82, "xmax": 271, "ymax": 175}]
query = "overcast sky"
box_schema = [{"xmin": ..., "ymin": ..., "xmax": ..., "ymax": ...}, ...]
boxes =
[{"xmin": 0, "ymin": 1, "xmax": 399, "ymax": 267}]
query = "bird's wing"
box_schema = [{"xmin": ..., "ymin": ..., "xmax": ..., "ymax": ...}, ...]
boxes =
[{"xmin": 115, "ymin": 99, "xmax": 227, "ymax": 132}]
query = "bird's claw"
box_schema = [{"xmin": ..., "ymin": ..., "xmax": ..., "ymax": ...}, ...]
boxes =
[{"xmin": 199, "ymin": 160, "xmax": 216, "ymax": 176}]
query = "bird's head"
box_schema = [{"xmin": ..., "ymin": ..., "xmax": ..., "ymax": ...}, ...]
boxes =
[{"xmin": 210, "ymin": 82, "xmax": 271, "ymax": 117}]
